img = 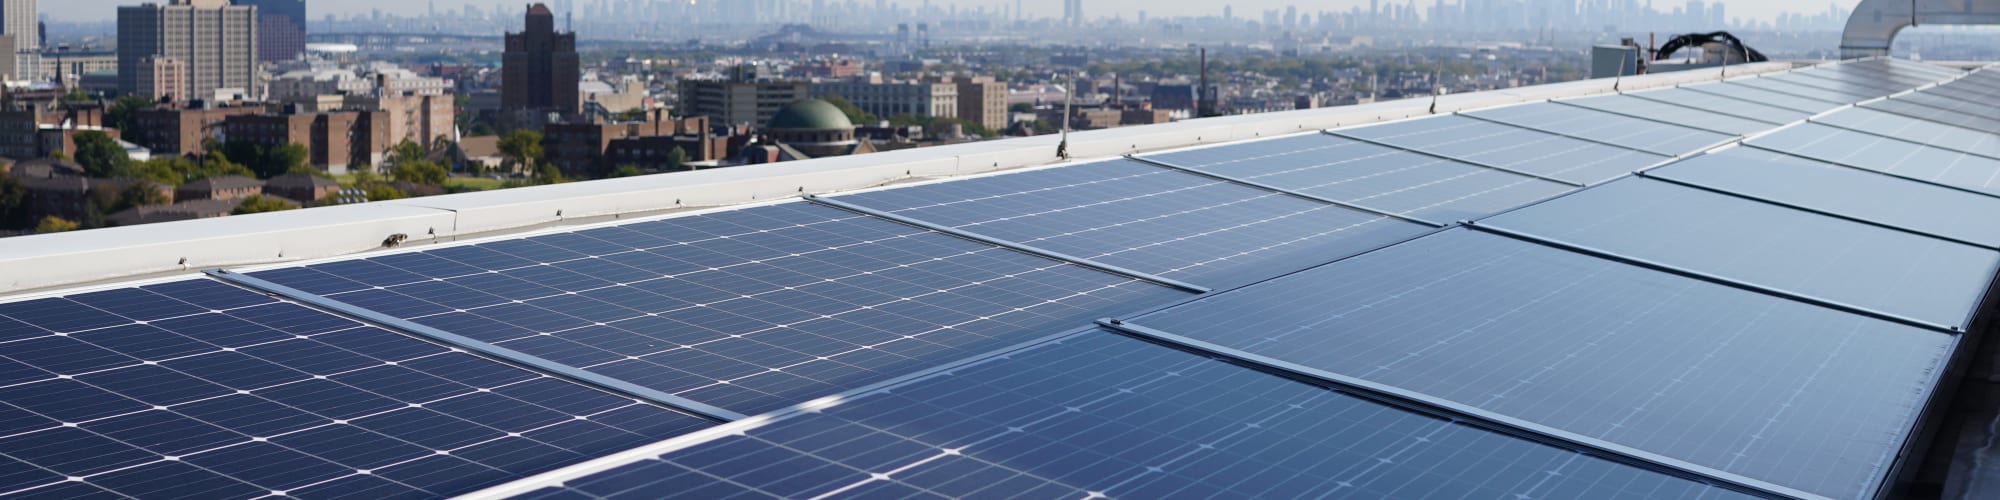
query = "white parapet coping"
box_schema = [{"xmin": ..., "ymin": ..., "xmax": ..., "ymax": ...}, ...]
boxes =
[{"xmin": 0, "ymin": 61, "xmax": 1799, "ymax": 295}]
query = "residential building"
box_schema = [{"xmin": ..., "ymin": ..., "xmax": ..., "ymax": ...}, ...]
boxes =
[
  {"xmin": 580, "ymin": 75, "xmax": 649, "ymax": 116},
  {"xmin": 2, "ymin": 0, "xmax": 35, "ymax": 80},
  {"xmin": 811, "ymin": 79, "xmax": 958, "ymax": 120},
  {"xmin": 133, "ymin": 56, "xmax": 184, "ymax": 103},
  {"xmin": 235, "ymin": 0, "xmax": 306, "ymax": 62},
  {"xmin": 952, "ymin": 76, "xmax": 1008, "ymax": 132},
  {"xmin": 347, "ymin": 93, "xmax": 454, "ymax": 151},
  {"xmin": 0, "ymin": 106, "xmax": 118, "ymax": 161},
  {"xmin": 222, "ymin": 109, "xmax": 391, "ymax": 174},
  {"xmin": 39, "ymin": 50, "xmax": 118, "ymax": 83},
  {"xmin": 117, "ymin": 0, "xmax": 261, "ymax": 102},
  {"xmin": 502, "ymin": 3, "xmax": 580, "ymax": 119},
  {"xmin": 262, "ymin": 173, "xmax": 341, "ymax": 204},
  {"xmin": 543, "ymin": 115, "xmax": 717, "ymax": 177},
  {"xmin": 174, "ymin": 175, "xmax": 263, "ymax": 202},
  {"xmin": 130, "ymin": 105, "xmax": 259, "ymax": 157},
  {"xmin": 676, "ymin": 79, "xmax": 810, "ymax": 127}
]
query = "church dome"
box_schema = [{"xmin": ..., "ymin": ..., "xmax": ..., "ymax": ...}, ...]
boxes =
[{"xmin": 768, "ymin": 99, "xmax": 853, "ymax": 130}]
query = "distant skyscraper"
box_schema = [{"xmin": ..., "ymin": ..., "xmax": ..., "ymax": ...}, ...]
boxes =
[
  {"xmin": 1, "ymin": 0, "xmax": 35, "ymax": 80},
  {"xmin": 237, "ymin": 0, "xmax": 306, "ymax": 62},
  {"xmin": 118, "ymin": 0, "xmax": 261, "ymax": 102},
  {"xmin": 503, "ymin": 3, "xmax": 581, "ymax": 118}
]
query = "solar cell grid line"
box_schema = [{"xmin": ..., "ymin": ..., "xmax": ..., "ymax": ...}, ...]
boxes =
[
  {"xmin": 1679, "ymin": 84, "xmax": 1841, "ymax": 114},
  {"xmin": 1476, "ymin": 178, "xmax": 1994, "ymax": 331},
  {"xmin": 1448, "ymin": 105, "xmax": 1728, "ymax": 158},
  {"xmin": 1628, "ymin": 171, "xmax": 1999, "ymax": 252},
  {"xmin": 1811, "ymin": 108, "xmax": 2000, "ymax": 157},
  {"xmin": 1804, "ymin": 118, "xmax": 2000, "ymax": 163},
  {"xmin": 248, "ymin": 201, "xmax": 1193, "ymax": 416},
  {"xmin": 1806, "ymin": 66, "xmax": 1947, "ymax": 89},
  {"xmin": 1136, "ymin": 132, "xmax": 1582, "ymax": 221},
  {"xmin": 1130, "ymin": 228, "xmax": 1956, "ymax": 498},
  {"xmin": 1621, "ymin": 88, "xmax": 1811, "ymax": 124},
  {"xmin": 1325, "ymin": 113, "xmax": 1669, "ymax": 185},
  {"xmin": 1865, "ymin": 99, "xmax": 2000, "ymax": 134},
  {"xmin": 1888, "ymin": 92, "xmax": 2000, "ymax": 120},
  {"xmin": 1745, "ymin": 123, "xmax": 2000, "ymax": 198},
  {"xmin": 0, "ymin": 278, "xmax": 714, "ymax": 499},
  {"xmin": 1320, "ymin": 129, "xmax": 1587, "ymax": 187},
  {"xmin": 1736, "ymin": 142, "xmax": 2000, "ymax": 202},
  {"xmin": 498, "ymin": 332, "xmax": 1780, "ymax": 500},
  {"xmin": 1725, "ymin": 78, "xmax": 1871, "ymax": 104},
  {"xmin": 1645, "ymin": 149, "xmax": 2000, "ymax": 250},
  {"xmin": 1771, "ymin": 72, "xmax": 1911, "ymax": 97},
  {"xmin": 801, "ymin": 194, "xmax": 1211, "ymax": 294},
  {"xmin": 1548, "ymin": 98, "xmax": 1760, "ymax": 136},
  {"xmin": 1118, "ymin": 155, "xmax": 1449, "ymax": 227}
]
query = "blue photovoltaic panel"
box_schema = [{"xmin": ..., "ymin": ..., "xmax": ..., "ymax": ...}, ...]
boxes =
[
  {"xmin": 1484, "ymin": 178, "xmax": 1997, "ymax": 328},
  {"xmin": 1768, "ymin": 73, "xmax": 1906, "ymax": 98},
  {"xmin": 1335, "ymin": 115, "xmax": 1665, "ymax": 184},
  {"xmin": 0, "ymin": 279, "xmax": 712, "ymax": 498},
  {"xmin": 1139, "ymin": 134, "xmax": 1576, "ymax": 221},
  {"xmin": 1622, "ymin": 88, "xmax": 1812, "ymax": 124},
  {"xmin": 1559, "ymin": 94, "xmax": 1778, "ymax": 135},
  {"xmin": 251, "ymin": 202, "xmax": 1190, "ymax": 415},
  {"xmin": 1726, "ymin": 78, "xmax": 1870, "ymax": 104},
  {"xmin": 517, "ymin": 333, "xmax": 1762, "ymax": 500},
  {"xmin": 1681, "ymin": 83, "xmax": 1842, "ymax": 114},
  {"xmin": 1134, "ymin": 229, "xmax": 1953, "ymax": 498},
  {"xmin": 1799, "ymin": 65, "xmax": 1938, "ymax": 90},
  {"xmin": 1865, "ymin": 98, "xmax": 2000, "ymax": 134},
  {"xmin": 1749, "ymin": 122, "xmax": 2000, "ymax": 196},
  {"xmin": 1923, "ymin": 83, "xmax": 2000, "ymax": 104},
  {"xmin": 1899, "ymin": 89, "xmax": 2000, "ymax": 116},
  {"xmin": 1650, "ymin": 149, "xmax": 2000, "ymax": 248},
  {"xmin": 1464, "ymin": 103, "xmax": 1737, "ymax": 155},
  {"xmin": 829, "ymin": 160, "xmax": 1434, "ymax": 289},
  {"xmin": 1813, "ymin": 108, "xmax": 2000, "ymax": 157},
  {"xmin": 1880, "ymin": 59, "xmax": 1968, "ymax": 79}
]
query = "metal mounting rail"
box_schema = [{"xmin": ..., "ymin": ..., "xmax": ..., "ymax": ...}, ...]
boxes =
[
  {"xmin": 1619, "ymin": 92, "xmax": 1788, "ymax": 125},
  {"xmin": 207, "ymin": 270, "xmax": 751, "ymax": 422},
  {"xmin": 1459, "ymin": 222, "xmax": 1961, "ymax": 334},
  {"xmin": 803, "ymin": 195, "xmax": 1213, "ymax": 294},
  {"xmin": 1737, "ymin": 143, "xmax": 2000, "ymax": 203},
  {"xmin": 1092, "ymin": 318, "xmax": 1821, "ymax": 500},
  {"xmin": 1453, "ymin": 111, "xmax": 1684, "ymax": 158},
  {"xmin": 1636, "ymin": 172, "xmax": 1999, "ymax": 252},
  {"xmin": 1320, "ymin": 130, "xmax": 1588, "ymax": 188},
  {"xmin": 1677, "ymin": 85, "xmax": 1828, "ymax": 115},
  {"xmin": 1548, "ymin": 100, "xmax": 1747, "ymax": 137},
  {"xmin": 1800, "ymin": 120, "xmax": 2000, "ymax": 163},
  {"xmin": 1122, "ymin": 155, "xmax": 1448, "ymax": 228}
]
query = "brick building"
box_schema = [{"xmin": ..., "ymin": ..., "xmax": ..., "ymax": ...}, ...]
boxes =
[
  {"xmin": 131, "ymin": 105, "xmax": 260, "ymax": 157},
  {"xmin": 222, "ymin": 109, "xmax": 391, "ymax": 173},
  {"xmin": 543, "ymin": 115, "xmax": 717, "ymax": 177}
]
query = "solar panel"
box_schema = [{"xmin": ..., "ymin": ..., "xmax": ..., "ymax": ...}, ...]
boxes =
[
  {"xmin": 1748, "ymin": 122, "xmax": 2000, "ymax": 195},
  {"xmin": 1681, "ymin": 82, "xmax": 1842, "ymax": 114},
  {"xmin": 1865, "ymin": 99, "xmax": 2000, "ymax": 134},
  {"xmin": 512, "ymin": 332, "xmax": 1766, "ymax": 500},
  {"xmin": 1482, "ymin": 177, "xmax": 1996, "ymax": 328},
  {"xmin": 1880, "ymin": 59, "xmax": 1968, "ymax": 79},
  {"xmin": 1622, "ymin": 88, "xmax": 1813, "ymax": 124},
  {"xmin": 1726, "ymin": 78, "xmax": 1870, "ymax": 104},
  {"xmin": 0, "ymin": 279, "xmax": 713, "ymax": 498},
  {"xmin": 1649, "ymin": 149, "xmax": 2000, "ymax": 249},
  {"xmin": 1812, "ymin": 108, "xmax": 2000, "ymax": 157},
  {"xmin": 1558, "ymin": 94, "xmax": 1778, "ymax": 135},
  {"xmin": 1132, "ymin": 228, "xmax": 1954, "ymax": 498},
  {"xmin": 249, "ymin": 202, "xmax": 1192, "ymax": 415},
  {"xmin": 1921, "ymin": 83, "xmax": 2000, "ymax": 103},
  {"xmin": 1771, "ymin": 72, "xmax": 1909, "ymax": 97},
  {"xmin": 1804, "ymin": 64, "xmax": 1944, "ymax": 89},
  {"xmin": 1332, "ymin": 115, "xmax": 1665, "ymax": 184},
  {"xmin": 1462, "ymin": 102, "xmax": 1739, "ymax": 154},
  {"xmin": 1137, "ymin": 133, "xmax": 1578, "ymax": 221},
  {"xmin": 827, "ymin": 159, "xmax": 1435, "ymax": 289}
]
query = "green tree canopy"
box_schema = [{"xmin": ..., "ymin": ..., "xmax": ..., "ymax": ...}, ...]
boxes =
[
  {"xmin": 391, "ymin": 160, "xmax": 448, "ymax": 185},
  {"xmin": 666, "ymin": 147, "xmax": 689, "ymax": 171},
  {"xmin": 73, "ymin": 131, "xmax": 130, "ymax": 177},
  {"xmin": 608, "ymin": 165, "xmax": 645, "ymax": 178},
  {"xmin": 232, "ymin": 195, "xmax": 298, "ymax": 215},
  {"xmin": 820, "ymin": 95, "xmax": 879, "ymax": 124},
  {"xmin": 105, "ymin": 96, "xmax": 155, "ymax": 132},
  {"xmin": 497, "ymin": 130, "xmax": 545, "ymax": 172},
  {"xmin": 388, "ymin": 139, "xmax": 426, "ymax": 168},
  {"xmin": 362, "ymin": 184, "xmax": 407, "ymax": 201},
  {"xmin": 35, "ymin": 216, "xmax": 79, "ymax": 234},
  {"xmin": 0, "ymin": 174, "xmax": 27, "ymax": 230}
]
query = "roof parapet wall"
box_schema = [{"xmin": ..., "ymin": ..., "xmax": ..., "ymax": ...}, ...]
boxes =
[{"xmin": 0, "ymin": 62, "xmax": 1795, "ymax": 295}]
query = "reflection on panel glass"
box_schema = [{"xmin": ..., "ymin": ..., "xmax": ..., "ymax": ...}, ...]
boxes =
[
  {"xmin": 1653, "ymin": 149, "xmax": 2000, "ymax": 247},
  {"xmin": 1336, "ymin": 115, "xmax": 1662, "ymax": 184},
  {"xmin": 1137, "ymin": 229, "xmax": 1952, "ymax": 498},
  {"xmin": 1681, "ymin": 83, "xmax": 1841, "ymax": 114},
  {"xmin": 1751, "ymin": 122, "xmax": 2000, "ymax": 195},
  {"xmin": 521, "ymin": 333, "xmax": 1764, "ymax": 500},
  {"xmin": 1624, "ymin": 88, "xmax": 1812, "ymax": 124},
  {"xmin": 1465, "ymin": 103, "xmax": 1737, "ymax": 155},
  {"xmin": 1561, "ymin": 94, "xmax": 1777, "ymax": 135},
  {"xmin": 1813, "ymin": 108, "xmax": 2000, "ymax": 157}
]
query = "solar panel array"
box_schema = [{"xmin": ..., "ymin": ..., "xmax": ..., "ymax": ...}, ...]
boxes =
[{"xmin": 1, "ymin": 59, "xmax": 1987, "ymax": 499}]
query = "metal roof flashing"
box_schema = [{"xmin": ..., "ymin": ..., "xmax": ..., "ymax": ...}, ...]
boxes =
[{"xmin": 0, "ymin": 61, "xmax": 1796, "ymax": 296}]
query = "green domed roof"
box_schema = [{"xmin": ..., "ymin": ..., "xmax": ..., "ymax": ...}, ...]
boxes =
[{"xmin": 768, "ymin": 99, "xmax": 853, "ymax": 130}]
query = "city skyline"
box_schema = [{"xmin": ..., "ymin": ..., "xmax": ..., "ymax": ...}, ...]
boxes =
[{"xmin": 44, "ymin": 0, "xmax": 1863, "ymax": 24}]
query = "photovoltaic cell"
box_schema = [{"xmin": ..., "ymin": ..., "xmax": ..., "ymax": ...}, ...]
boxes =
[
  {"xmin": 1768, "ymin": 72, "xmax": 1906, "ymax": 98},
  {"xmin": 1749, "ymin": 122, "xmax": 2000, "ymax": 196},
  {"xmin": 516, "ymin": 333, "xmax": 1763, "ymax": 500},
  {"xmin": 1134, "ymin": 229, "xmax": 1953, "ymax": 498},
  {"xmin": 1334, "ymin": 115, "xmax": 1665, "ymax": 184},
  {"xmin": 1865, "ymin": 98, "xmax": 2000, "ymax": 134},
  {"xmin": 1800, "ymin": 65, "xmax": 1939, "ymax": 89},
  {"xmin": 1464, "ymin": 103, "xmax": 1737, "ymax": 155},
  {"xmin": 1483, "ymin": 178, "xmax": 1997, "ymax": 328},
  {"xmin": 828, "ymin": 160, "xmax": 1435, "ymax": 289},
  {"xmin": 251, "ymin": 202, "xmax": 1190, "ymax": 415},
  {"xmin": 1812, "ymin": 108, "xmax": 2000, "ymax": 157},
  {"xmin": 1139, "ymin": 134, "xmax": 1577, "ymax": 221},
  {"xmin": 1681, "ymin": 83, "xmax": 1842, "ymax": 114},
  {"xmin": 1650, "ymin": 149, "xmax": 2000, "ymax": 248},
  {"xmin": 1725, "ymin": 78, "xmax": 1869, "ymax": 104},
  {"xmin": 0, "ymin": 279, "xmax": 712, "ymax": 499},
  {"xmin": 1623, "ymin": 88, "xmax": 1813, "ymax": 124},
  {"xmin": 1559, "ymin": 94, "xmax": 1777, "ymax": 135}
]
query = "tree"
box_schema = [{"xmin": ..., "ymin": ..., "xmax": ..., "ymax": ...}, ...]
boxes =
[
  {"xmin": 532, "ymin": 163, "xmax": 566, "ymax": 184},
  {"xmin": 35, "ymin": 216, "xmax": 79, "ymax": 234},
  {"xmin": 391, "ymin": 160, "xmax": 448, "ymax": 185},
  {"xmin": 608, "ymin": 165, "xmax": 645, "ymax": 178},
  {"xmin": 129, "ymin": 156, "xmax": 254, "ymax": 186},
  {"xmin": 0, "ymin": 174, "xmax": 27, "ymax": 230},
  {"xmin": 362, "ymin": 184, "xmax": 407, "ymax": 201},
  {"xmin": 232, "ymin": 195, "xmax": 297, "ymax": 215},
  {"xmin": 73, "ymin": 131, "xmax": 130, "ymax": 177},
  {"xmin": 105, "ymin": 96, "xmax": 155, "ymax": 132},
  {"xmin": 60, "ymin": 88, "xmax": 89, "ymax": 103},
  {"xmin": 1008, "ymin": 103, "xmax": 1035, "ymax": 113},
  {"xmin": 264, "ymin": 144, "xmax": 310, "ymax": 178},
  {"xmin": 387, "ymin": 139, "xmax": 426, "ymax": 168},
  {"xmin": 665, "ymin": 147, "xmax": 689, "ymax": 171},
  {"xmin": 497, "ymin": 130, "xmax": 544, "ymax": 174},
  {"xmin": 110, "ymin": 182, "xmax": 169, "ymax": 213},
  {"xmin": 820, "ymin": 95, "xmax": 879, "ymax": 124}
]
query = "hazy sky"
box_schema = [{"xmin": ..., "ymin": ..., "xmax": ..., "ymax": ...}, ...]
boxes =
[{"xmin": 45, "ymin": 0, "xmax": 1864, "ymax": 23}]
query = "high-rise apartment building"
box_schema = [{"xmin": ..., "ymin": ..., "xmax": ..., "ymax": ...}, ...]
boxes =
[
  {"xmin": 952, "ymin": 76, "xmax": 1007, "ymax": 133},
  {"xmin": 118, "ymin": 0, "xmax": 260, "ymax": 103},
  {"xmin": 502, "ymin": 3, "xmax": 581, "ymax": 118},
  {"xmin": 236, "ymin": 0, "xmax": 307, "ymax": 62},
  {"xmin": 2, "ymin": 0, "xmax": 36, "ymax": 80}
]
